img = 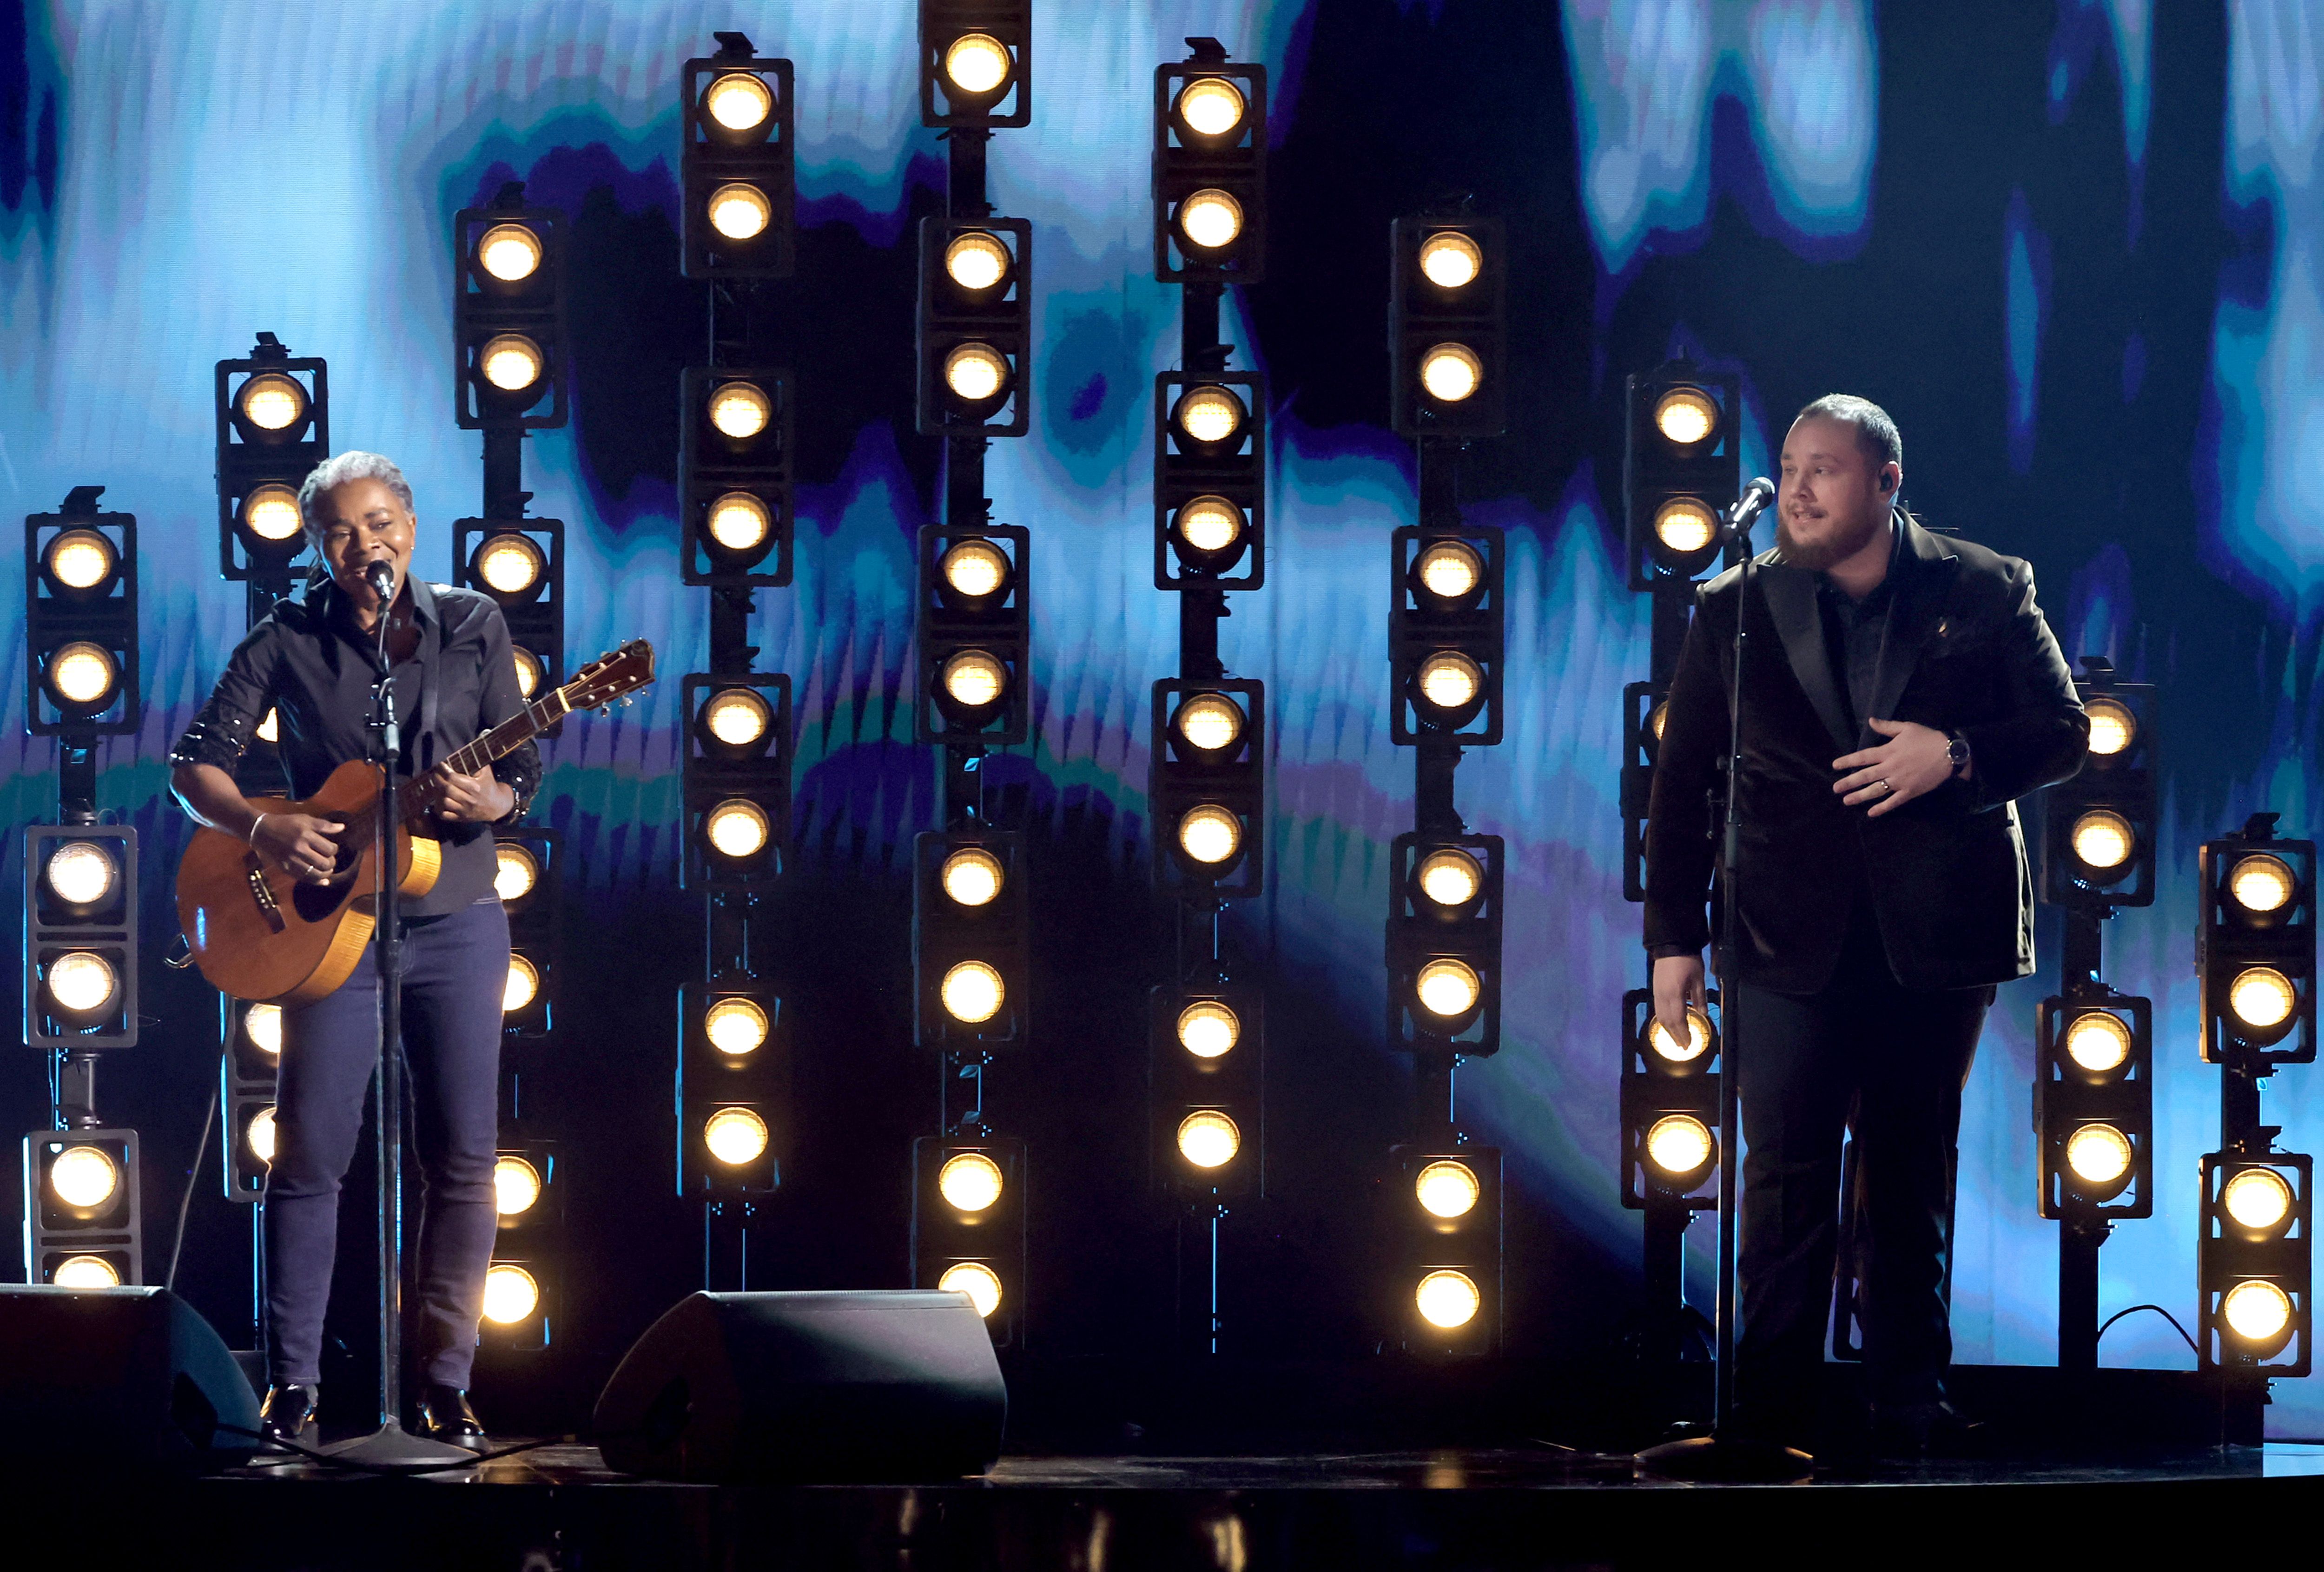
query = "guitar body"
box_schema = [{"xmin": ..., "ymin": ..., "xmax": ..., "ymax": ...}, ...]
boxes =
[{"xmin": 177, "ymin": 760, "xmax": 442, "ymax": 1005}]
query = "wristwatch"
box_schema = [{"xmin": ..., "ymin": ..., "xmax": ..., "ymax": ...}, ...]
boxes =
[{"xmin": 1946, "ymin": 730, "xmax": 1972, "ymax": 776}]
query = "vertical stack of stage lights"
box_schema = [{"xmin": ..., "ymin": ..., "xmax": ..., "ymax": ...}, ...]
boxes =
[
  {"xmin": 1147, "ymin": 38, "xmax": 1268, "ymax": 1356},
  {"xmin": 212, "ymin": 336, "xmax": 329, "ymax": 1347},
  {"xmin": 910, "ymin": 0, "xmax": 1034, "ymax": 1348},
  {"xmin": 2032, "ymin": 658, "xmax": 2157, "ymax": 1371},
  {"xmin": 21, "ymin": 487, "xmax": 143, "ymax": 1287},
  {"xmin": 1618, "ymin": 363, "xmax": 1739, "ymax": 1395},
  {"xmin": 1385, "ymin": 211, "xmax": 1507, "ymax": 1355},
  {"xmin": 451, "ymin": 183, "xmax": 574, "ymax": 1352},
  {"xmin": 2196, "ymin": 814, "xmax": 2315, "ymax": 1444},
  {"xmin": 674, "ymin": 33, "xmax": 797, "ymax": 1292}
]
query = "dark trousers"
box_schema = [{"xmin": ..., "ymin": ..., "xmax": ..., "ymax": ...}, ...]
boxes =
[
  {"xmin": 1730, "ymin": 909, "xmax": 1988, "ymax": 1438},
  {"xmin": 265, "ymin": 899, "xmax": 508, "ymax": 1389}
]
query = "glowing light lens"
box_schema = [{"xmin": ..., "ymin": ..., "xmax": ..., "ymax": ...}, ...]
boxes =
[
  {"xmin": 1415, "ymin": 1160, "xmax": 1480, "ymax": 1219},
  {"xmin": 238, "ymin": 373, "xmax": 305, "ymax": 430},
  {"xmin": 2231, "ymin": 854, "xmax": 2296, "ymax": 914},
  {"xmin": 493, "ymin": 1157, "xmax": 541, "ymax": 1217},
  {"xmin": 1177, "ymin": 805, "xmax": 1243, "ymax": 865},
  {"xmin": 1418, "ymin": 231, "xmax": 1482, "ymax": 289},
  {"xmin": 1419, "ymin": 343, "xmax": 1483, "ymax": 402},
  {"xmin": 938, "ymin": 1153, "xmax": 1004, "ymax": 1213},
  {"xmin": 1175, "ymin": 693, "xmax": 1245, "ymax": 754},
  {"xmin": 705, "ymin": 71, "xmax": 774, "ymax": 132},
  {"xmin": 940, "ymin": 1261, "xmax": 1003, "ymax": 1318},
  {"xmin": 941, "ymin": 961, "xmax": 1005, "ymax": 1025},
  {"xmin": 708, "ymin": 182, "xmax": 772, "ymax": 240},
  {"xmin": 258, "ymin": 708, "xmax": 280, "ymax": 743},
  {"xmin": 2230, "ymin": 967, "xmax": 2297, "ymax": 1030},
  {"xmin": 494, "ymin": 844, "xmax": 540, "ymax": 904},
  {"xmin": 1415, "ymin": 959, "xmax": 1481, "ymax": 1019},
  {"xmin": 2084, "ymin": 697, "xmax": 2136, "ymax": 757},
  {"xmin": 944, "ymin": 231, "xmax": 1010, "ymax": 292},
  {"xmin": 706, "ymin": 799, "xmax": 771, "ymax": 860},
  {"xmin": 2223, "ymin": 1167, "xmax": 2294, "ymax": 1234},
  {"xmin": 2064, "ymin": 1123, "xmax": 2132, "ymax": 1187},
  {"xmin": 941, "ymin": 848, "xmax": 1004, "ymax": 908},
  {"xmin": 49, "ymin": 641, "xmax": 119, "ymax": 706},
  {"xmin": 1176, "ymin": 1111, "xmax": 1241, "ymax": 1169},
  {"xmin": 1174, "ymin": 386, "xmax": 1245, "ymax": 446},
  {"xmin": 46, "ymin": 528, "xmax": 115, "ymax": 590},
  {"xmin": 1177, "ymin": 1002, "xmax": 1240, "ymax": 1059},
  {"xmin": 1415, "ymin": 1269, "xmax": 1481, "ymax": 1329},
  {"xmin": 941, "ymin": 539, "xmax": 1010, "ymax": 599},
  {"xmin": 476, "ymin": 223, "xmax": 543, "ymax": 282},
  {"xmin": 247, "ymin": 1106, "xmax": 277, "ymax": 1164},
  {"xmin": 705, "ymin": 688, "xmax": 772, "ymax": 748},
  {"xmin": 1417, "ymin": 848, "xmax": 1483, "ymax": 908},
  {"xmin": 2222, "ymin": 1279, "xmax": 2293, "ymax": 1344},
  {"xmin": 2064, "ymin": 1011, "xmax": 2132, "ymax": 1074},
  {"xmin": 245, "ymin": 1002, "xmax": 284, "ymax": 1056},
  {"xmin": 704, "ymin": 1108, "xmax": 769, "ymax": 1165},
  {"xmin": 482, "ymin": 1264, "xmax": 540, "ymax": 1324},
  {"xmin": 2070, "ymin": 810, "xmax": 2134, "ymax": 872},
  {"xmin": 1653, "ymin": 498, "xmax": 1719, "ymax": 555},
  {"xmin": 46, "ymin": 951, "xmax": 116, "ymax": 1015},
  {"xmin": 709, "ymin": 381, "xmax": 772, "ymax": 440},
  {"xmin": 707, "ymin": 492, "xmax": 771, "ymax": 552},
  {"xmin": 1417, "ymin": 651, "xmax": 1482, "ymax": 712},
  {"xmin": 1648, "ymin": 1006, "xmax": 1713, "ymax": 1066},
  {"xmin": 706, "ymin": 998, "xmax": 768, "ymax": 1056},
  {"xmin": 45, "ymin": 841, "xmax": 115, "ymax": 907},
  {"xmin": 1417, "ymin": 541, "xmax": 1482, "ymax": 600},
  {"xmin": 943, "ymin": 33, "xmax": 1011, "ymax": 95},
  {"xmin": 1649, "ymin": 703, "xmax": 1668, "ymax": 744},
  {"xmin": 941, "ymin": 650, "xmax": 1007, "ymax": 709},
  {"xmin": 1653, "ymin": 387, "xmax": 1718, "ymax": 447},
  {"xmin": 513, "ymin": 648, "xmax": 542, "ymax": 698},
  {"xmin": 1646, "ymin": 1114, "xmax": 1715, "ymax": 1176},
  {"xmin": 503, "ymin": 955, "xmax": 539, "ymax": 1013},
  {"xmin": 242, "ymin": 484, "xmax": 304, "ymax": 542},
  {"xmin": 1175, "ymin": 496, "xmax": 1244, "ymax": 553},
  {"xmin": 944, "ymin": 342, "xmax": 1010, "ymax": 403},
  {"xmin": 479, "ymin": 334, "xmax": 544, "ymax": 392},
  {"xmin": 1177, "ymin": 188, "xmax": 1244, "ymax": 251},
  {"xmin": 476, "ymin": 533, "xmax": 543, "ymax": 595},
  {"xmin": 52, "ymin": 1256, "xmax": 119, "ymax": 1289},
  {"xmin": 1176, "ymin": 77, "xmax": 1247, "ymax": 138},
  {"xmin": 48, "ymin": 1146, "xmax": 119, "ymax": 1210}
]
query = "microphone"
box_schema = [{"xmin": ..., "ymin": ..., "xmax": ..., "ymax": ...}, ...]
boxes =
[
  {"xmin": 363, "ymin": 560, "xmax": 396, "ymax": 601},
  {"xmin": 1726, "ymin": 476, "xmax": 1775, "ymax": 533}
]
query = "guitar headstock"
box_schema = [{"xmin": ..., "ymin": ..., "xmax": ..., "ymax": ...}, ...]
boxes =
[{"xmin": 558, "ymin": 640, "xmax": 657, "ymax": 712}]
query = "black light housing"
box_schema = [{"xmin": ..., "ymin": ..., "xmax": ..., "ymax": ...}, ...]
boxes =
[
  {"xmin": 682, "ymin": 673, "xmax": 791, "ymax": 893},
  {"xmin": 26, "ymin": 490, "xmax": 139, "ymax": 737},
  {"xmin": 1388, "ymin": 832, "xmax": 1504, "ymax": 1054},
  {"xmin": 913, "ymin": 830, "xmax": 1030, "ymax": 1051},
  {"xmin": 1151, "ymin": 679, "xmax": 1265, "ymax": 898},
  {"xmin": 1620, "ymin": 988, "xmax": 1723, "ymax": 1206},
  {"xmin": 2199, "ymin": 1150, "xmax": 2311, "ymax": 1374},
  {"xmin": 1390, "ymin": 216, "xmax": 1504, "ymax": 439},
  {"xmin": 911, "ymin": 1134, "xmax": 1027, "ymax": 1347},
  {"xmin": 215, "ymin": 334, "xmax": 327, "ymax": 580},
  {"xmin": 1390, "ymin": 525, "xmax": 1503, "ymax": 745},
  {"xmin": 678, "ymin": 978, "xmax": 788, "ymax": 1197},
  {"xmin": 220, "ymin": 997, "xmax": 281, "ymax": 1202},
  {"xmin": 681, "ymin": 34, "xmax": 796, "ymax": 278},
  {"xmin": 1393, "ymin": 1144, "xmax": 1501, "ymax": 1355},
  {"xmin": 22, "ymin": 1129, "xmax": 141, "ymax": 1287},
  {"xmin": 453, "ymin": 185, "xmax": 568, "ymax": 431},
  {"xmin": 23, "ymin": 825, "xmax": 138, "ymax": 1049},
  {"xmin": 918, "ymin": 217, "xmax": 1031, "ymax": 438},
  {"xmin": 681, "ymin": 365, "xmax": 793, "ymax": 589},
  {"xmin": 1153, "ymin": 39, "xmax": 1264, "ymax": 282},
  {"xmin": 917, "ymin": 524, "xmax": 1029, "ymax": 746},
  {"xmin": 1152, "ymin": 984, "xmax": 1263, "ymax": 1201},
  {"xmin": 2034, "ymin": 990, "xmax": 2152, "ymax": 1217},
  {"xmin": 918, "ymin": 0, "xmax": 1030, "ymax": 128},
  {"xmin": 1624, "ymin": 360, "xmax": 1740, "ymax": 590},
  {"xmin": 1155, "ymin": 373, "xmax": 1265, "ymax": 590},
  {"xmin": 2043, "ymin": 663, "xmax": 2157, "ymax": 910},
  {"xmin": 2198, "ymin": 817, "xmax": 2316, "ymax": 1070}
]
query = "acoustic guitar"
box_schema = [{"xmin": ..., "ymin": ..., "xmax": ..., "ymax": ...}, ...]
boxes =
[{"xmin": 177, "ymin": 639, "xmax": 656, "ymax": 1005}]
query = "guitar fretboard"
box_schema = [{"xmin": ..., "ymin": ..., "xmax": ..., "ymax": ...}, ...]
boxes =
[{"xmin": 390, "ymin": 686, "xmax": 570, "ymax": 823}]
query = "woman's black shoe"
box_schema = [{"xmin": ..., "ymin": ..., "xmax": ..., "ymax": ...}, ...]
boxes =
[
  {"xmin": 416, "ymin": 1383, "xmax": 488, "ymax": 1451},
  {"xmin": 258, "ymin": 1383, "xmax": 321, "ymax": 1448}
]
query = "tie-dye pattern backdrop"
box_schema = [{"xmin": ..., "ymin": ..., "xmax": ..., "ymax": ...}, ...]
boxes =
[{"xmin": 3, "ymin": 0, "xmax": 2318, "ymax": 1432}]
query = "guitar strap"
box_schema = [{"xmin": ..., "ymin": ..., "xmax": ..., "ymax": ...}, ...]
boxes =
[{"xmin": 416, "ymin": 592, "xmax": 445, "ymax": 776}]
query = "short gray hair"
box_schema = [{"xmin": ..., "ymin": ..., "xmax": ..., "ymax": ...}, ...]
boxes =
[
  {"xmin": 297, "ymin": 451, "xmax": 415, "ymax": 541},
  {"xmin": 1794, "ymin": 394, "xmax": 1901, "ymax": 473}
]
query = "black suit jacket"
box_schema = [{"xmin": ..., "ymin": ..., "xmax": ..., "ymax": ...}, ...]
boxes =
[{"xmin": 1644, "ymin": 514, "xmax": 2089, "ymax": 993}]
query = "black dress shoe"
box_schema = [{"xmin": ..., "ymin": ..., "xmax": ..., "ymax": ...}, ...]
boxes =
[
  {"xmin": 416, "ymin": 1383, "xmax": 488, "ymax": 1451},
  {"xmin": 259, "ymin": 1383, "xmax": 321, "ymax": 1448}
]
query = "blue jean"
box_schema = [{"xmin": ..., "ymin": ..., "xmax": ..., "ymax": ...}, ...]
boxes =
[{"xmin": 265, "ymin": 898, "xmax": 508, "ymax": 1389}]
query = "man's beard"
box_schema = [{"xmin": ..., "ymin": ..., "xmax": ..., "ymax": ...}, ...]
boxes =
[{"xmin": 1777, "ymin": 506, "xmax": 1886, "ymax": 572}]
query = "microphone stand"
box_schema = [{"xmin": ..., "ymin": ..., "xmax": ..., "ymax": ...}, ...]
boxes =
[
  {"xmin": 1639, "ymin": 490, "xmax": 1812, "ymax": 1480},
  {"xmin": 326, "ymin": 572, "xmax": 473, "ymax": 1467}
]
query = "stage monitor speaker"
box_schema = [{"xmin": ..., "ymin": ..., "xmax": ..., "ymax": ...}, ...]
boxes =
[
  {"xmin": 0, "ymin": 1285, "xmax": 259, "ymax": 1474},
  {"xmin": 593, "ymin": 1289, "xmax": 1006, "ymax": 1482}
]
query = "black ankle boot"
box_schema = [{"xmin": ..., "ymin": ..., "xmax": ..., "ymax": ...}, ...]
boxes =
[
  {"xmin": 259, "ymin": 1383, "xmax": 321, "ymax": 1447},
  {"xmin": 416, "ymin": 1383, "xmax": 488, "ymax": 1451}
]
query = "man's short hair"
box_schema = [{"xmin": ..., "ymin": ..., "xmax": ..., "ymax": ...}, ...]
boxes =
[
  {"xmin": 1794, "ymin": 394, "xmax": 1901, "ymax": 474},
  {"xmin": 296, "ymin": 451, "xmax": 415, "ymax": 541}
]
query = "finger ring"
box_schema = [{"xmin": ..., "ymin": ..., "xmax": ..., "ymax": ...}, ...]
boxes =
[{"xmin": 1876, "ymin": 779, "xmax": 1892, "ymax": 795}]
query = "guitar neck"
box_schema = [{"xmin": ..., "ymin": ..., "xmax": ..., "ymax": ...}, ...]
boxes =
[{"xmin": 393, "ymin": 686, "xmax": 570, "ymax": 821}]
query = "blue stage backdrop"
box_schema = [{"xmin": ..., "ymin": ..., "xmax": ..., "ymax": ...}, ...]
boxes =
[{"xmin": 3, "ymin": 0, "xmax": 2317, "ymax": 1430}]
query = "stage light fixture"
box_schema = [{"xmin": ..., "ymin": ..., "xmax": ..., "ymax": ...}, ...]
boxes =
[
  {"xmin": 944, "ymin": 230, "xmax": 1012, "ymax": 293},
  {"xmin": 1418, "ymin": 343, "xmax": 1483, "ymax": 404},
  {"xmin": 1175, "ymin": 805, "xmax": 1244, "ymax": 868},
  {"xmin": 2232, "ymin": 853, "xmax": 2297, "ymax": 915},
  {"xmin": 1152, "ymin": 985, "xmax": 1263, "ymax": 1198},
  {"xmin": 683, "ymin": 35, "xmax": 794, "ymax": 276},
  {"xmin": 1415, "ymin": 1160, "xmax": 1480, "ymax": 1220},
  {"xmin": 705, "ymin": 998, "xmax": 768, "ymax": 1057},
  {"xmin": 2085, "ymin": 696, "xmax": 2136, "ymax": 757},
  {"xmin": 1154, "ymin": 40, "xmax": 1264, "ymax": 280},
  {"xmin": 679, "ymin": 980, "xmax": 788, "ymax": 1196},
  {"xmin": 215, "ymin": 335, "xmax": 326, "ymax": 582},
  {"xmin": 2199, "ymin": 821, "xmax": 2316, "ymax": 1069},
  {"xmin": 244, "ymin": 1003, "xmax": 283, "ymax": 1056},
  {"xmin": 28, "ymin": 492, "xmax": 141, "ymax": 736},
  {"xmin": 44, "ymin": 840, "xmax": 116, "ymax": 909},
  {"xmin": 240, "ymin": 485, "xmax": 303, "ymax": 544},
  {"xmin": 912, "ymin": 1135, "xmax": 1026, "ymax": 1344},
  {"xmin": 940, "ymin": 848, "xmax": 1004, "ymax": 908},
  {"xmin": 2199, "ymin": 1151, "xmax": 2310, "ymax": 1373},
  {"xmin": 1645, "ymin": 1114, "xmax": 1716, "ymax": 1184},
  {"xmin": 706, "ymin": 801, "xmax": 771, "ymax": 861},
  {"xmin": 1176, "ymin": 1111, "xmax": 1240, "ymax": 1169},
  {"xmin": 25, "ymin": 825, "xmax": 139, "ymax": 1048},
  {"xmin": 704, "ymin": 1108, "xmax": 770, "ymax": 1167},
  {"xmin": 1392, "ymin": 216, "xmax": 1503, "ymax": 437},
  {"xmin": 476, "ymin": 222, "xmax": 543, "ymax": 283},
  {"xmin": 941, "ymin": 651, "xmax": 1007, "ymax": 712},
  {"xmin": 247, "ymin": 1107, "xmax": 276, "ymax": 1163},
  {"xmin": 494, "ymin": 1156, "xmax": 543, "ymax": 1217},
  {"xmin": 2063, "ymin": 1008, "xmax": 2131, "ymax": 1074},
  {"xmin": 51, "ymin": 1256, "xmax": 120, "ymax": 1288},
  {"xmin": 917, "ymin": 216, "xmax": 1030, "ymax": 438},
  {"xmin": 2036, "ymin": 992, "xmax": 2152, "ymax": 1219},
  {"xmin": 2046, "ymin": 669, "xmax": 2157, "ymax": 910},
  {"xmin": 2068, "ymin": 809, "xmax": 2135, "ymax": 880},
  {"xmin": 1391, "ymin": 526, "xmax": 1503, "ymax": 745},
  {"xmin": 683, "ymin": 674, "xmax": 790, "ymax": 892},
  {"xmin": 1155, "ymin": 373, "xmax": 1265, "ymax": 588},
  {"xmin": 219, "ymin": 996, "xmax": 279, "ymax": 1201},
  {"xmin": 1396, "ymin": 1143, "xmax": 1502, "ymax": 1351},
  {"xmin": 48, "ymin": 1145, "xmax": 119, "ymax": 1211},
  {"xmin": 941, "ymin": 1261, "xmax": 1003, "ymax": 1317},
  {"xmin": 454, "ymin": 189, "xmax": 566, "ymax": 431},
  {"xmin": 1172, "ymin": 692, "xmax": 1245, "ymax": 756},
  {"xmin": 700, "ymin": 686, "xmax": 774, "ymax": 755},
  {"xmin": 938, "ymin": 1152, "xmax": 1004, "ymax": 1214},
  {"xmin": 1415, "ymin": 1269, "xmax": 1480, "ymax": 1329},
  {"xmin": 452, "ymin": 517, "xmax": 563, "ymax": 697},
  {"xmin": 914, "ymin": 831, "xmax": 1028, "ymax": 1048},
  {"xmin": 1152, "ymin": 678, "xmax": 1265, "ymax": 896},
  {"xmin": 2065, "ymin": 1123, "xmax": 2133, "ymax": 1189},
  {"xmin": 2223, "ymin": 1167, "xmax": 2294, "ymax": 1235},
  {"xmin": 918, "ymin": 526, "xmax": 1028, "ymax": 745},
  {"xmin": 502, "ymin": 954, "xmax": 540, "ymax": 1015},
  {"xmin": 939, "ymin": 538, "xmax": 1011, "ymax": 604},
  {"xmin": 479, "ymin": 333, "xmax": 546, "ymax": 397},
  {"xmin": 1416, "ymin": 960, "xmax": 1481, "ymax": 1020},
  {"xmin": 1415, "ymin": 848, "xmax": 1485, "ymax": 912},
  {"xmin": 941, "ymin": 962, "xmax": 1005, "ymax": 1025},
  {"xmin": 1413, "ymin": 540, "xmax": 1483, "ymax": 606},
  {"xmin": 1417, "ymin": 230, "xmax": 1481, "ymax": 289},
  {"xmin": 25, "ymin": 1129, "xmax": 142, "ymax": 1285},
  {"xmin": 481, "ymin": 1142, "xmax": 560, "ymax": 1350},
  {"xmin": 920, "ymin": 0, "xmax": 1029, "ymax": 126},
  {"xmin": 473, "ymin": 532, "xmax": 544, "ymax": 597},
  {"xmin": 1177, "ymin": 1001, "xmax": 1239, "ymax": 1059},
  {"xmin": 681, "ymin": 367, "xmax": 792, "ymax": 586},
  {"xmin": 494, "ymin": 844, "xmax": 540, "ymax": 905},
  {"xmin": 483, "ymin": 1263, "xmax": 541, "ymax": 1325},
  {"xmin": 1621, "ymin": 989, "xmax": 1723, "ymax": 1213},
  {"xmin": 236, "ymin": 373, "xmax": 306, "ymax": 434},
  {"xmin": 43, "ymin": 528, "xmax": 116, "ymax": 595},
  {"xmin": 1646, "ymin": 1005, "xmax": 1715, "ymax": 1068},
  {"xmin": 513, "ymin": 647, "xmax": 543, "ymax": 698},
  {"xmin": 1624, "ymin": 361, "xmax": 1738, "ymax": 588}
]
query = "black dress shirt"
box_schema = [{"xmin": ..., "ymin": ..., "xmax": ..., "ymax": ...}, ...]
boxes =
[
  {"xmin": 171, "ymin": 576, "xmax": 541, "ymax": 918},
  {"xmin": 1815, "ymin": 518, "xmax": 1903, "ymax": 735}
]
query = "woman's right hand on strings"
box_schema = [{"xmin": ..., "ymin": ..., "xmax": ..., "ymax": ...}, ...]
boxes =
[{"xmin": 252, "ymin": 813, "xmax": 345, "ymax": 885}]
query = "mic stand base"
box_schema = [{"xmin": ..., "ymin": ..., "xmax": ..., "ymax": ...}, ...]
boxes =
[
  {"xmin": 1635, "ymin": 1432, "xmax": 1813, "ymax": 1481},
  {"xmin": 323, "ymin": 1421, "xmax": 478, "ymax": 1468}
]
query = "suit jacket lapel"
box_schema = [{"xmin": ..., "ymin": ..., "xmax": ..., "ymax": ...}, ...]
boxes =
[
  {"xmin": 1860, "ymin": 516, "xmax": 1960, "ymax": 743},
  {"xmin": 1754, "ymin": 559, "xmax": 1856, "ymax": 754}
]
